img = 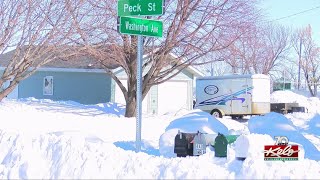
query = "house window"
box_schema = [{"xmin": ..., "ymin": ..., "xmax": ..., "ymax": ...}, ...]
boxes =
[{"xmin": 43, "ymin": 76, "xmax": 53, "ymax": 95}]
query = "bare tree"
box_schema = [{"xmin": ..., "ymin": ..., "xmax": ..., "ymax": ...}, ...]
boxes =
[
  {"xmin": 223, "ymin": 23, "xmax": 291, "ymax": 75},
  {"xmin": 67, "ymin": 0, "xmax": 260, "ymax": 117},
  {"xmin": 259, "ymin": 24, "xmax": 291, "ymax": 74},
  {"xmin": 293, "ymin": 25, "xmax": 320, "ymax": 96},
  {"xmin": 280, "ymin": 61, "xmax": 299, "ymax": 89},
  {"xmin": 0, "ymin": 0, "xmax": 74, "ymax": 100},
  {"xmin": 292, "ymin": 27, "xmax": 304, "ymax": 90},
  {"xmin": 222, "ymin": 25, "xmax": 263, "ymax": 74}
]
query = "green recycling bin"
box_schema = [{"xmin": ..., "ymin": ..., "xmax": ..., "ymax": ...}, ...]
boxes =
[{"xmin": 214, "ymin": 133, "xmax": 239, "ymax": 157}]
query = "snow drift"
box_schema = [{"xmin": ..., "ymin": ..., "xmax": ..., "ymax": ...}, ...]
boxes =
[
  {"xmin": 0, "ymin": 90, "xmax": 319, "ymax": 179},
  {"xmin": 159, "ymin": 110, "xmax": 228, "ymax": 157},
  {"xmin": 248, "ymin": 112, "xmax": 320, "ymax": 160}
]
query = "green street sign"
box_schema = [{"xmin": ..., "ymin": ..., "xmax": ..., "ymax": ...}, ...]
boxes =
[
  {"xmin": 118, "ymin": 0, "xmax": 164, "ymax": 16},
  {"xmin": 118, "ymin": 16, "xmax": 163, "ymax": 37}
]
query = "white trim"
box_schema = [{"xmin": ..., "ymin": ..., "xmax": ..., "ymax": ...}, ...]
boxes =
[
  {"xmin": 38, "ymin": 67, "xmax": 106, "ymax": 73},
  {"xmin": 1, "ymin": 60, "xmax": 203, "ymax": 77},
  {"xmin": 112, "ymin": 53, "xmax": 205, "ymax": 77},
  {"xmin": 187, "ymin": 66, "xmax": 205, "ymax": 77},
  {"xmin": 168, "ymin": 53, "xmax": 204, "ymax": 77},
  {"xmin": 198, "ymin": 74, "xmax": 270, "ymax": 80},
  {"xmin": 0, "ymin": 66, "xmax": 106, "ymax": 73},
  {"xmin": 113, "ymin": 65, "xmax": 204, "ymax": 78}
]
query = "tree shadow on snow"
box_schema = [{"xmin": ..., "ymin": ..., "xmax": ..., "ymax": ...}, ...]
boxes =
[
  {"xmin": 300, "ymin": 113, "xmax": 320, "ymax": 136},
  {"xmin": 113, "ymin": 140, "xmax": 160, "ymax": 156},
  {"xmin": 248, "ymin": 112, "xmax": 320, "ymax": 161},
  {"xmin": 19, "ymin": 98, "xmax": 125, "ymax": 117}
]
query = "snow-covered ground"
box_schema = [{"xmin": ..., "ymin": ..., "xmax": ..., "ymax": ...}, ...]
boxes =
[{"xmin": 0, "ymin": 91, "xmax": 320, "ymax": 179}]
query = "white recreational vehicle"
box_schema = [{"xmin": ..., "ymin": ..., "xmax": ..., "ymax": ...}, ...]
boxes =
[{"xmin": 194, "ymin": 74, "xmax": 270, "ymax": 119}]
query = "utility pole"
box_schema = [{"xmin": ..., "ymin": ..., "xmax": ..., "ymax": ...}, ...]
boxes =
[
  {"xmin": 283, "ymin": 70, "xmax": 286, "ymax": 90},
  {"xmin": 298, "ymin": 38, "xmax": 302, "ymax": 90}
]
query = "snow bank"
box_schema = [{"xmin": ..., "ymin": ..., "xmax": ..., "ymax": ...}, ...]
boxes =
[
  {"xmin": 271, "ymin": 90, "xmax": 320, "ymax": 113},
  {"xmin": 18, "ymin": 97, "xmax": 126, "ymax": 117},
  {"xmin": 239, "ymin": 154, "xmax": 319, "ymax": 179},
  {"xmin": 159, "ymin": 110, "xmax": 228, "ymax": 157},
  {"xmin": 248, "ymin": 112, "xmax": 320, "ymax": 160},
  {"xmin": 0, "ymin": 95, "xmax": 320, "ymax": 179},
  {"xmin": 233, "ymin": 134, "xmax": 315, "ymax": 179},
  {"xmin": 164, "ymin": 110, "xmax": 229, "ymax": 134},
  {"xmin": 159, "ymin": 129, "xmax": 180, "ymax": 158},
  {"xmin": 216, "ymin": 117, "xmax": 250, "ymax": 135},
  {"xmin": 0, "ymin": 131, "xmax": 238, "ymax": 179},
  {"xmin": 306, "ymin": 114, "xmax": 320, "ymax": 136},
  {"xmin": 271, "ymin": 90, "xmax": 308, "ymax": 104}
]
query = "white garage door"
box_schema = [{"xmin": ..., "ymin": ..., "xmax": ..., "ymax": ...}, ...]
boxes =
[
  {"xmin": 158, "ymin": 81, "xmax": 189, "ymax": 115},
  {"xmin": 114, "ymin": 80, "xmax": 148, "ymax": 113}
]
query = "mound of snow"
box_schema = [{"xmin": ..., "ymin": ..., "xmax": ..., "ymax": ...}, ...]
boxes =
[
  {"xmin": 239, "ymin": 148, "xmax": 318, "ymax": 179},
  {"xmin": 249, "ymin": 112, "xmax": 296, "ymax": 133},
  {"xmin": 248, "ymin": 112, "xmax": 320, "ymax": 160},
  {"xmin": 271, "ymin": 90, "xmax": 308, "ymax": 104},
  {"xmin": 271, "ymin": 90, "xmax": 320, "ymax": 113},
  {"xmin": 306, "ymin": 114, "xmax": 320, "ymax": 135},
  {"xmin": 159, "ymin": 110, "xmax": 228, "ymax": 157},
  {"xmin": 17, "ymin": 98, "xmax": 126, "ymax": 117},
  {"xmin": 159, "ymin": 129, "xmax": 180, "ymax": 158},
  {"xmin": 233, "ymin": 134, "xmax": 308, "ymax": 179},
  {"xmin": 234, "ymin": 134, "xmax": 305, "ymax": 160},
  {"xmin": 164, "ymin": 110, "xmax": 228, "ymax": 134}
]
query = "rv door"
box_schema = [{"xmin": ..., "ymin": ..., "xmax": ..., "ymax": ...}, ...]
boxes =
[{"xmin": 231, "ymin": 79, "xmax": 251, "ymax": 114}]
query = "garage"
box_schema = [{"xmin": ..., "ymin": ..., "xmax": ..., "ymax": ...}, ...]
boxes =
[
  {"xmin": 112, "ymin": 61, "xmax": 204, "ymax": 115},
  {"xmin": 157, "ymin": 81, "xmax": 189, "ymax": 115}
]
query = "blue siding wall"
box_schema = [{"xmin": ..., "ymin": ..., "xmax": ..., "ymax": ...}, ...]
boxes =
[{"xmin": 19, "ymin": 71, "xmax": 111, "ymax": 104}]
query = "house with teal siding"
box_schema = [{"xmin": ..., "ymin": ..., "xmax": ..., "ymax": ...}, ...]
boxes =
[
  {"xmin": 0, "ymin": 49, "xmax": 113, "ymax": 104},
  {"xmin": 1, "ymin": 49, "xmax": 203, "ymax": 115}
]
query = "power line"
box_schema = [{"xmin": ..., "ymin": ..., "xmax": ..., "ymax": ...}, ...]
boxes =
[{"xmin": 264, "ymin": 5, "xmax": 320, "ymax": 23}]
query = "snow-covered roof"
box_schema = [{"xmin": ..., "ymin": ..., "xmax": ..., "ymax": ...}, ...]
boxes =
[
  {"xmin": 0, "ymin": 47, "xmax": 117, "ymax": 69},
  {"xmin": 112, "ymin": 52, "xmax": 205, "ymax": 77},
  {"xmin": 197, "ymin": 74, "xmax": 270, "ymax": 80}
]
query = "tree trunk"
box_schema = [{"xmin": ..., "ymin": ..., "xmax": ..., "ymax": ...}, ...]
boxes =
[
  {"xmin": 0, "ymin": 82, "xmax": 18, "ymax": 101},
  {"xmin": 125, "ymin": 95, "xmax": 136, "ymax": 117},
  {"xmin": 313, "ymin": 83, "xmax": 317, "ymax": 97},
  {"xmin": 307, "ymin": 80, "xmax": 315, "ymax": 97},
  {"xmin": 0, "ymin": 92, "xmax": 6, "ymax": 101}
]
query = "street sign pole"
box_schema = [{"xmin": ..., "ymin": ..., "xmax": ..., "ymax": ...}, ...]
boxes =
[
  {"xmin": 136, "ymin": 34, "xmax": 143, "ymax": 152},
  {"xmin": 117, "ymin": 0, "xmax": 164, "ymax": 153}
]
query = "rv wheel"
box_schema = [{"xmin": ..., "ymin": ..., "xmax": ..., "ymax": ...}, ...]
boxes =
[{"xmin": 211, "ymin": 109, "xmax": 222, "ymax": 118}]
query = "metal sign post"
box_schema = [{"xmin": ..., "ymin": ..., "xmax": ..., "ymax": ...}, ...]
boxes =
[
  {"xmin": 136, "ymin": 35, "xmax": 143, "ymax": 152},
  {"xmin": 117, "ymin": 0, "xmax": 164, "ymax": 152}
]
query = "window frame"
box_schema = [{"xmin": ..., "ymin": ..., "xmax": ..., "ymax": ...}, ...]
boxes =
[{"xmin": 43, "ymin": 76, "xmax": 54, "ymax": 95}]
